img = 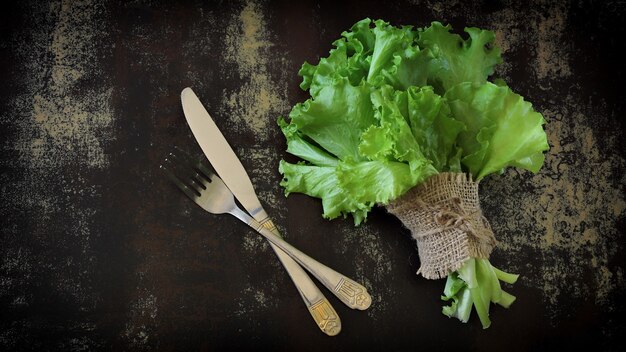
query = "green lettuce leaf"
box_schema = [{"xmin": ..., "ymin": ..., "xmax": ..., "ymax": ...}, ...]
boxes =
[
  {"xmin": 300, "ymin": 18, "xmax": 375, "ymax": 97},
  {"xmin": 380, "ymin": 44, "xmax": 433, "ymax": 91},
  {"xmin": 278, "ymin": 117, "xmax": 338, "ymax": 167},
  {"xmin": 366, "ymin": 85, "xmax": 432, "ymax": 173},
  {"xmin": 445, "ymin": 82, "xmax": 550, "ymax": 179},
  {"xmin": 402, "ymin": 86, "xmax": 465, "ymax": 172},
  {"xmin": 279, "ymin": 159, "xmax": 425, "ymax": 224},
  {"xmin": 367, "ymin": 20, "xmax": 415, "ymax": 83},
  {"xmin": 288, "ymin": 78, "xmax": 376, "ymax": 162},
  {"xmin": 418, "ymin": 22, "xmax": 502, "ymax": 93}
]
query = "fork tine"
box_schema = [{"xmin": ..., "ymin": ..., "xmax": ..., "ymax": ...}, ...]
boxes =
[
  {"xmin": 160, "ymin": 163, "xmax": 201, "ymax": 200},
  {"xmin": 195, "ymin": 158, "xmax": 217, "ymax": 179},
  {"xmin": 171, "ymin": 145, "xmax": 197, "ymax": 165},
  {"xmin": 172, "ymin": 146, "xmax": 217, "ymax": 180},
  {"xmin": 167, "ymin": 154, "xmax": 208, "ymax": 192},
  {"xmin": 171, "ymin": 148, "xmax": 212, "ymax": 184}
]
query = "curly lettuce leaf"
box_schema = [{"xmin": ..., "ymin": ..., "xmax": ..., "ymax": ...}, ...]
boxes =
[
  {"xmin": 300, "ymin": 38, "xmax": 370, "ymax": 98},
  {"xmin": 380, "ymin": 44, "xmax": 433, "ymax": 91},
  {"xmin": 299, "ymin": 45, "xmax": 350, "ymax": 98},
  {"xmin": 418, "ymin": 22, "xmax": 502, "ymax": 93},
  {"xmin": 445, "ymin": 82, "xmax": 549, "ymax": 179},
  {"xmin": 288, "ymin": 78, "xmax": 376, "ymax": 162},
  {"xmin": 402, "ymin": 86, "xmax": 465, "ymax": 172},
  {"xmin": 366, "ymin": 85, "xmax": 433, "ymax": 173},
  {"xmin": 300, "ymin": 18, "xmax": 376, "ymax": 97},
  {"xmin": 278, "ymin": 117, "xmax": 338, "ymax": 167},
  {"xmin": 280, "ymin": 82, "xmax": 438, "ymax": 224},
  {"xmin": 367, "ymin": 20, "xmax": 415, "ymax": 83},
  {"xmin": 279, "ymin": 159, "xmax": 427, "ymax": 224},
  {"xmin": 341, "ymin": 18, "xmax": 376, "ymax": 55}
]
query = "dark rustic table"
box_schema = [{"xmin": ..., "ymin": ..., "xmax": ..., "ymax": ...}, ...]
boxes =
[{"xmin": 1, "ymin": 0, "xmax": 625, "ymax": 351}]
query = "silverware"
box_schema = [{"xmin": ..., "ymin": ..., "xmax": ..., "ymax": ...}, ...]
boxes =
[
  {"xmin": 179, "ymin": 87, "xmax": 372, "ymax": 311},
  {"xmin": 162, "ymin": 152, "xmax": 348, "ymax": 334}
]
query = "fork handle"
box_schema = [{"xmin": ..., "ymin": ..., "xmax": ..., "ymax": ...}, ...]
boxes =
[
  {"xmin": 241, "ymin": 215, "xmax": 372, "ymax": 311},
  {"xmin": 262, "ymin": 223, "xmax": 341, "ymax": 336}
]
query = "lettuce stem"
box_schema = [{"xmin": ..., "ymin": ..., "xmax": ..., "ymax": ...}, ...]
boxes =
[
  {"xmin": 492, "ymin": 265, "xmax": 519, "ymax": 284},
  {"xmin": 440, "ymin": 258, "xmax": 519, "ymax": 328}
]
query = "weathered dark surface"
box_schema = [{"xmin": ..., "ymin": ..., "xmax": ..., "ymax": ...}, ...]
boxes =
[{"xmin": 1, "ymin": 0, "xmax": 625, "ymax": 350}]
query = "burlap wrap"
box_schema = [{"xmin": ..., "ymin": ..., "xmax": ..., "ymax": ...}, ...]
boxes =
[{"xmin": 386, "ymin": 172, "xmax": 497, "ymax": 279}]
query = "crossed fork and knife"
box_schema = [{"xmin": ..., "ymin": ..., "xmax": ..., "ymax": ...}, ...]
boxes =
[{"xmin": 160, "ymin": 88, "xmax": 371, "ymax": 336}]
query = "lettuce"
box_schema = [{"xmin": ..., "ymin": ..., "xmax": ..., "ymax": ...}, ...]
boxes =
[
  {"xmin": 280, "ymin": 19, "xmax": 547, "ymax": 223},
  {"xmin": 278, "ymin": 18, "xmax": 548, "ymax": 328}
]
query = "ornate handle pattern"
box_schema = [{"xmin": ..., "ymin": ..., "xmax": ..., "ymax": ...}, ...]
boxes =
[
  {"xmin": 308, "ymin": 298, "xmax": 341, "ymax": 336},
  {"xmin": 249, "ymin": 217, "xmax": 372, "ymax": 311},
  {"xmin": 257, "ymin": 219, "xmax": 342, "ymax": 336},
  {"xmin": 335, "ymin": 277, "xmax": 372, "ymax": 310}
]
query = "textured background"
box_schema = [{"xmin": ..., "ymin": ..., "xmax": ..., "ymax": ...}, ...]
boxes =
[{"xmin": 1, "ymin": 0, "xmax": 625, "ymax": 350}]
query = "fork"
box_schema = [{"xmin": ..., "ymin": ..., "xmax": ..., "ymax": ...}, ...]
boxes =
[
  {"xmin": 160, "ymin": 153, "xmax": 372, "ymax": 318},
  {"xmin": 162, "ymin": 153, "xmax": 344, "ymax": 335}
]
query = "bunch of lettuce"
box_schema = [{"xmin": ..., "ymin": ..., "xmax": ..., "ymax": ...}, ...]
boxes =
[{"xmin": 278, "ymin": 19, "xmax": 549, "ymax": 328}]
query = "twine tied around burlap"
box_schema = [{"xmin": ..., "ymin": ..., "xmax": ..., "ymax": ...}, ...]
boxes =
[{"xmin": 386, "ymin": 173, "xmax": 497, "ymax": 279}]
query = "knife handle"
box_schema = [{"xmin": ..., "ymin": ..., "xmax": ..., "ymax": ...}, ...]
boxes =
[
  {"xmin": 260, "ymin": 221, "xmax": 341, "ymax": 336},
  {"xmin": 250, "ymin": 217, "xmax": 372, "ymax": 311}
]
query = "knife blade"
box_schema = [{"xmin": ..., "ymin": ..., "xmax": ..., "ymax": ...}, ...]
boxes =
[{"xmin": 180, "ymin": 87, "xmax": 268, "ymax": 222}]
